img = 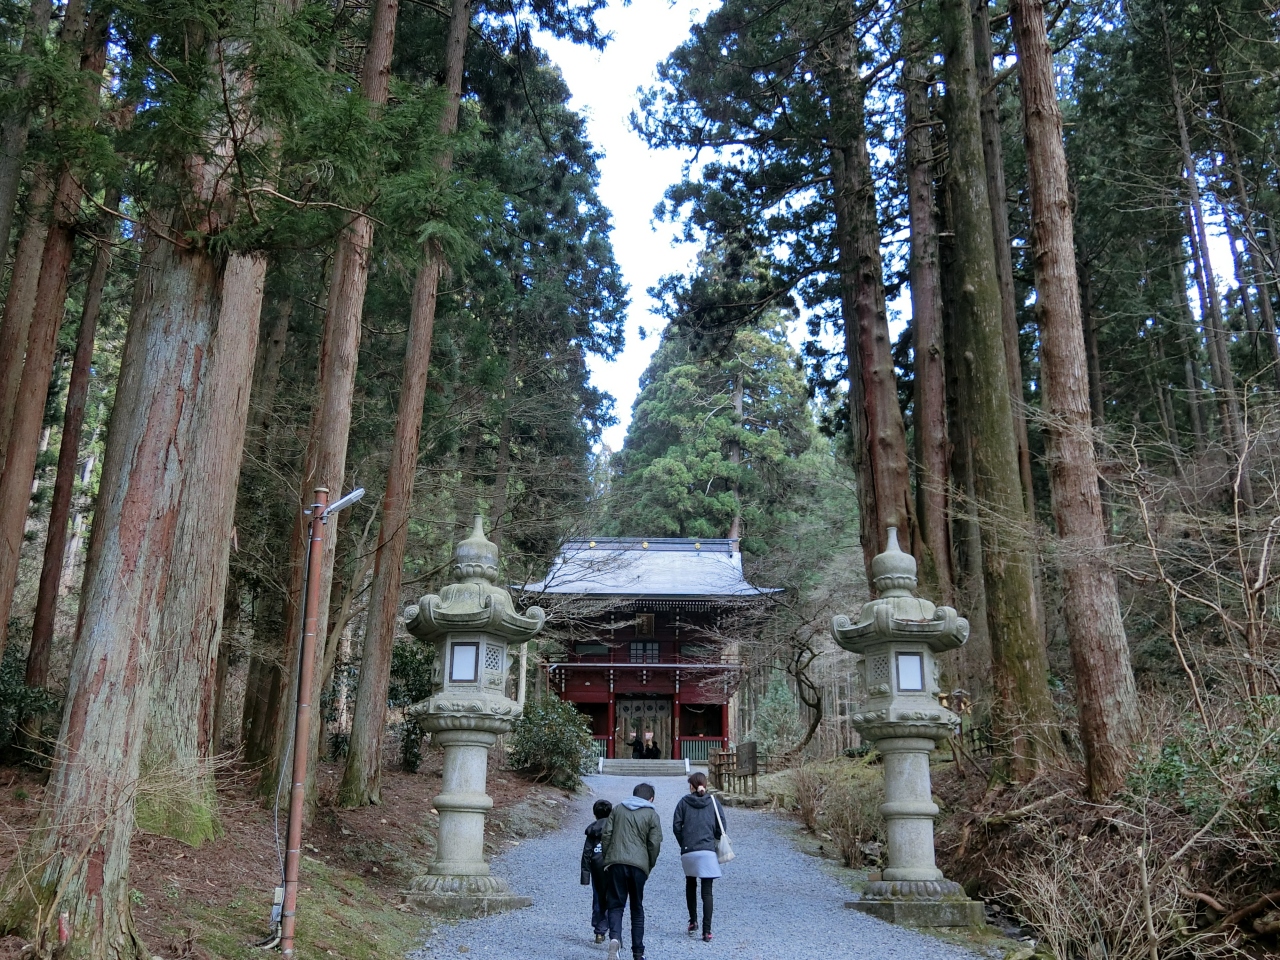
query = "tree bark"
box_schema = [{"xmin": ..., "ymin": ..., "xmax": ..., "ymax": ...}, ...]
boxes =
[
  {"xmin": 235, "ymin": 292, "xmax": 293, "ymax": 762},
  {"xmin": 1165, "ymin": 23, "xmax": 1247, "ymax": 500},
  {"xmin": 137, "ymin": 246, "xmax": 265, "ymax": 845},
  {"xmin": 0, "ymin": 0, "xmax": 53, "ymax": 260},
  {"xmin": 0, "ymin": 0, "xmax": 104, "ymax": 660},
  {"xmin": 25, "ymin": 188, "xmax": 119, "ymax": 700},
  {"xmin": 941, "ymin": 0, "xmax": 1061, "ymax": 778},
  {"xmin": 268, "ymin": 0, "xmax": 400, "ymax": 806},
  {"xmin": 1011, "ymin": 0, "xmax": 1138, "ymax": 798},
  {"xmin": 1221, "ymin": 125, "xmax": 1280, "ymax": 389},
  {"xmin": 972, "ymin": 0, "xmax": 1036, "ymax": 519},
  {"xmin": 0, "ymin": 218, "xmax": 254, "ymax": 960},
  {"xmin": 1172, "ymin": 259, "xmax": 1208, "ymax": 454},
  {"xmin": 904, "ymin": 8, "xmax": 953, "ymax": 604},
  {"xmin": 338, "ymin": 0, "xmax": 468, "ymax": 807},
  {"xmin": 132, "ymin": 16, "xmax": 282, "ymax": 841},
  {"xmin": 940, "ymin": 167, "xmax": 993, "ymax": 700},
  {"xmin": 0, "ymin": 175, "xmax": 53, "ymax": 469},
  {"xmin": 821, "ymin": 25, "xmax": 917, "ymax": 582}
]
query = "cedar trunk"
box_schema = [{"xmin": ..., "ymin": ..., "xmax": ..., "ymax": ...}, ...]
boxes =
[
  {"xmin": 0, "ymin": 0, "xmax": 101, "ymax": 658},
  {"xmin": 1165, "ymin": 23, "xmax": 1246, "ymax": 490},
  {"xmin": 237, "ymin": 295, "xmax": 293, "ymax": 764},
  {"xmin": 0, "ymin": 175, "xmax": 53, "ymax": 468},
  {"xmin": 266, "ymin": 0, "xmax": 401, "ymax": 803},
  {"xmin": 0, "ymin": 225, "xmax": 253, "ymax": 960},
  {"xmin": 338, "ymin": 0, "xmax": 470, "ymax": 807},
  {"xmin": 0, "ymin": 0, "xmax": 52, "ymax": 258},
  {"xmin": 0, "ymin": 168, "xmax": 81, "ymax": 659},
  {"xmin": 1011, "ymin": 0, "xmax": 1138, "ymax": 798},
  {"xmin": 903, "ymin": 11, "xmax": 953, "ymax": 604},
  {"xmin": 941, "ymin": 0, "xmax": 1060, "ymax": 777},
  {"xmin": 822, "ymin": 26, "xmax": 917, "ymax": 581},
  {"xmin": 972, "ymin": 0, "xmax": 1036, "ymax": 519},
  {"xmin": 137, "ymin": 247, "xmax": 266, "ymax": 844},
  {"xmin": 26, "ymin": 189, "xmax": 120, "ymax": 695}
]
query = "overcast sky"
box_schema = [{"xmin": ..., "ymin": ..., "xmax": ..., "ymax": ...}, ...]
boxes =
[{"xmin": 538, "ymin": 0, "xmax": 710, "ymax": 451}]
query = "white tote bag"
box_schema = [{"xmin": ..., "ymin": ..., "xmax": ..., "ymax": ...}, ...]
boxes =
[{"xmin": 713, "ymin": 797, "xmax": 735, "ymax": 864}]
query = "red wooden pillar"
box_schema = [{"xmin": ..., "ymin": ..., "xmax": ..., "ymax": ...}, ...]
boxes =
[
  {"xmin": 606, "ymin": 691, "xmax": 616, "ymax": 759},
  {"xmin": 673, "ymin": 689, "xmax": 682, "ymax": 761},
  {"xmin": 721, "ymin": 701, "xmax": 730, "ymax": 746}
]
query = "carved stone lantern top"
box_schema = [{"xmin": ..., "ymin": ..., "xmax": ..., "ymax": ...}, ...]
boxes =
[
  {"xmin": 402, "ymin": 516, "xmax": 544, "ymax": 733},
  {"xmin": 404, "ymin": 516, "xmax": 546, "ymax": 643},
  {"xmin": 831, "ymin": 528, "xmax": 969, "ymax": 656},
  {"xmin": 830, "ymin": 527, "xmax": 969, "ymax": 740}
]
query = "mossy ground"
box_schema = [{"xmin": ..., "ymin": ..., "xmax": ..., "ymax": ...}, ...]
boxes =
[
  {"xmin": 0, "ymin": 752, "xmax": 573, "ymax": 960},
  {"xmin": 146, "ymin": 862, "xmax": 428, "ymax": 960}
]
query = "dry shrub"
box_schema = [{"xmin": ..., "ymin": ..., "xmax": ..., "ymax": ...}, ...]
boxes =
[
  {"xmin": 819, "ymin": 771, "xmax": 882, "ymax": 867},
  {"xmin": 792, "ymin": 764, "xmax": 825, "ymax": 832},
  {"xmin": 1000, "ymin": 819, "xmax": 1242, "ymax": 960}
]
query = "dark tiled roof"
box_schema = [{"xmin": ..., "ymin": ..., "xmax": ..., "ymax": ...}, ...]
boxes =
[{"xmin": 519, "ymin": 538, "xmax": 779, "ymax": 599}]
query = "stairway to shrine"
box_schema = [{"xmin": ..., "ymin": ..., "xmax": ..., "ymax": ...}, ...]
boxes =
[{"xmin": 597, "ymin": 758, "xmax": 690, "ymax": 777}]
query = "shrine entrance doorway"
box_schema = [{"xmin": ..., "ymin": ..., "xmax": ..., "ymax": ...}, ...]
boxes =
[{"xmin": 614, "ymin": 697, "xmax": 672, "ymax": 759}]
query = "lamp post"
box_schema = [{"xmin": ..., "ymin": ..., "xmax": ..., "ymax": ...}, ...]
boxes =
[
  {"xmin": 830, "ymin": 528, "xmax": 984, "ymax": 928},
  {"xmin": 401, "ymin": 516, "xmax": 544, "ymax": 915}
]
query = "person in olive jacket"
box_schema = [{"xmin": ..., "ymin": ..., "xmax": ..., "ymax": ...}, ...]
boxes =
[
  {"xmin": 672, "ymin": 771, "xmax": 726, "ymax": 942},
  {"xmin": 601, "ymin": 783, "xmax": 662, "ymax": 960}
]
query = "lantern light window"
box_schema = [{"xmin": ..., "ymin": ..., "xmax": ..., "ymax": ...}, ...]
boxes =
[
  {"xmin": 896, "ymin": 652, "xmax": 925, "ymax": 692},
  {"xmin": 450, "ymin": 642, "xmax": 479, "ymax": 682}
]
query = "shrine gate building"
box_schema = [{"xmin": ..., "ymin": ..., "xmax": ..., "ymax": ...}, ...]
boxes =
[{"xmin": 519, "ymin": 537, "xmax": 778, "ymax": 763}]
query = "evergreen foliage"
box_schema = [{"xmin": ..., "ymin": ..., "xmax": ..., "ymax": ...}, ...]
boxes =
[
  {"xmin": 749, "ymin": 673, "xmax": 802, "ymax": 756},
  {"xmin": 505, "ymin": 694, "xmax": 594, "ymax": 788},
  {"xmin": 609, "ymin": 303, "xmax": 814, "ymax": 554}
]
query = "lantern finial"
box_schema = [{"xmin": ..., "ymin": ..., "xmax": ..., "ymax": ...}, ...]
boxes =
[
  {"xmin": 871, "ymin": 526, "xmax": 917, "ymax": 597},
  {"xmin": 453, "ymin": 514, "xmax": 500, "ymax": 583}
]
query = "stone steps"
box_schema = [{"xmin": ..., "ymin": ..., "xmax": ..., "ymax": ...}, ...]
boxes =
[{"xmin": 597, "ymin": 758, "xmax": 690, "ymax": 777}]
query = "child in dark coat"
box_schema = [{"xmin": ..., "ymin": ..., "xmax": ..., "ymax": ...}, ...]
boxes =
[{"xmin": 581, "ymin": 798, "xmax": 614, "ymax": 942}]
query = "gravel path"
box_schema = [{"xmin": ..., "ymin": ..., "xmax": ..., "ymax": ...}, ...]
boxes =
[{"xmin": 411, "ymin": 775, "xmax": 982, "ymax": 960}]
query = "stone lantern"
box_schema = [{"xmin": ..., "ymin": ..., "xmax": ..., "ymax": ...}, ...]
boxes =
[
  {"xmin": 401, "ymin": 516, "xmax": 544, "ymax": 915},
  {"xmin": 830, "ymin": 528, "xmax": 983, "ymax": 927}
]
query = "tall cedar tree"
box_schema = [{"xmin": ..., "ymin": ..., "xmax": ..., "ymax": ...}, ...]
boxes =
[
  {"xmin": 939, "ymin": 0, "xmax": 1061, "ymax": 776},
  {"xmin": 1010, "ymin": 0, "xmax": 1138, "ymax": 798},
  {"xmin": 0, "ymin": 0, "xmax": 102, "ymax": 661},
  {"xmin": 262, "ymin": 0, "xmax": 401, "ymax": 806},
  {"xmin": 338, "ymin": 0, "xmax": 470, "ymax": 808}
]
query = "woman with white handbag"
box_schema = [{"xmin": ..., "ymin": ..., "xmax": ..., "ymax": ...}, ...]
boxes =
[{"xmin": 672, "ymin": 771, "xmax": 732, "ymax": 942}]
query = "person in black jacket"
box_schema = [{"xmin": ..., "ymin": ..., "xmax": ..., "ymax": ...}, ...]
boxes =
[
  {"xmin": 580, "ymin": 798, "xmax": 613, "ymax": 942},
  {"xmin": 672, "ymin": 771, "xmax": 726, "ymax": 942}
]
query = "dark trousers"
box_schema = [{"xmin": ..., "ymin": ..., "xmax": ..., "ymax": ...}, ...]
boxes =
[
  {"xmin": 685, "ymin": 876, "xmax": 714, "ymax": 934},
  {"xmin": 590, "ymin": 869, "xmax": 608, "ymax": 934},
  {"xmin": 605, "ymin": 864, "xmax": 648, "ymax": 958}
]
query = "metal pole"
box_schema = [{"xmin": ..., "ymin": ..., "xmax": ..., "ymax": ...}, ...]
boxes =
[{"xmin": 280, "ymin": 487, "xmax": 328, "ymax": 959}]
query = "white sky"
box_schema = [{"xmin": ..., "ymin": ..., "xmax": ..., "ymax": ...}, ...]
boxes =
[{"xmin": 538, "ymin": 0, "xmax": 711, "ymax": 451}]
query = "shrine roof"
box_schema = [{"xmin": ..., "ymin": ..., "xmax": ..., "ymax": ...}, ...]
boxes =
[{"xmin": 518, "ymin": 538, "xmax": 780, "ymax": 601}]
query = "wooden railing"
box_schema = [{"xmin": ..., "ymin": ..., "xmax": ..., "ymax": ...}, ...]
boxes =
[
  {"xmin": 590, "ymin": 737, "xmax": 608, "ymax": 759},
  {"xmin": 676, "ymin": 737, "xmax": 727, "ymax": 764}
]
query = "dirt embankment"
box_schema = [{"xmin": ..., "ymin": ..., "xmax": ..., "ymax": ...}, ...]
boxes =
[{"xmin": 0, "ymin": 752, "xmax": 575, "ymax": 960}]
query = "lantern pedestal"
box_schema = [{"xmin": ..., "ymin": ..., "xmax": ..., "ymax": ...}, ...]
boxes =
[
  {"xmin": 831, "ymin": 529, "xmax": 984, "ymax": 929},
  {"xmin": 398, "ymin": 517, "xmax": 543, "ymax": 918}
]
